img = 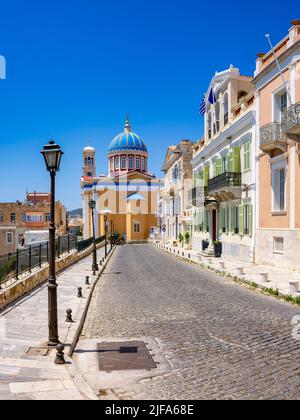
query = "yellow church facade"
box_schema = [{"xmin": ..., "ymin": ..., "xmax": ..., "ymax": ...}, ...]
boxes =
[{"xmin": 81, "ymin": 118, "xmax": 161, "ymax": 242}]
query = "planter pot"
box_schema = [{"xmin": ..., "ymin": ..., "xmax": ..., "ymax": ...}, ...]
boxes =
[
  {"xmin": 202, "ymin": 240, "xmax": 209, "ymax": 251},
  {"xmin": 214, "ymin": 243, "xmax": 222, "ymax": 258}
]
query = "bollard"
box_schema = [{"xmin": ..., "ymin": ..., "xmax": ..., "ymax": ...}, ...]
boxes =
[
  {"xmin": 259, "ymin": 273, "xmax": 269, "ymax": 283},
  {"xmin": 219, "ymin": 261, "xmax": 225, "ymax": 270},
  {"xmin": 77, "ymin": 287, "xmax": 83, "ymax": 298},
  {"xmin": 85, "ymin": 276, "xmax": 90, "ymax": 285},
  {"xmin": 236, "ymin": 267, "xmax": 245, "ymax": 276},
  {"xmin": 55, "ymin": 343, "xmax": 66, "ymax": 365},
  {"xmin": 66, "ymin": 309, "xmax": 73, "ymax": 323}
]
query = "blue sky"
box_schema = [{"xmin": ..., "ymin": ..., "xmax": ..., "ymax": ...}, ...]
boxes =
[{"xmin": 0, "ymin": 0, "xmax": 298, "ymax": 209}]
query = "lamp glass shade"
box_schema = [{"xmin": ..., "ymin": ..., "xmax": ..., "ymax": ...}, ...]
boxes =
[
  {"xmin": 89, "ymin": 199, "xmax": 96, "ymax": 210},
  {"xmin": 41, "ymin": 140, "xmax": 64, "ymax": 172}
]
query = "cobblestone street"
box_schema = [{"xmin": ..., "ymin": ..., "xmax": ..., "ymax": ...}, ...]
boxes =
[{"xmin": 81, "ymin": 245, "xmax": 300, "ymax": 400}]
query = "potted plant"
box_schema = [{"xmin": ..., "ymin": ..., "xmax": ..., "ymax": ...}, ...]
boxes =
[
  {"xmin": 213, "ymin": 241, "xmax": 223, "ymax": 258},
  {"xmin": 202, "ymin": 239, "xmax": 209, "ymax": 251},
  {"xmin": 178, "ymin": 233, "xmax": 184, "ymax": 247},
  {"xmin": 184, "ymin": 232, "xmax": 192, "ymax": 250}
]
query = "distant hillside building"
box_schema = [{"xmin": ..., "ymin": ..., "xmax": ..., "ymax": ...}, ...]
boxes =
[{"xmin": 0, "ymin": 194, "xmax": 67, "ymax": 256}]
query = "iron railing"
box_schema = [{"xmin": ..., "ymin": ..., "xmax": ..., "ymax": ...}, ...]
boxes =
[
  {"xmin": 188, "ymin": 186, "xmax": 208, "ymax": 206},
  {"xmin": 208, "ymin": 172, "xmax": 242, "ymax": 194},
  {"xmin": 281, "ymin": 101, "xmax": 300, "ymax": 133},
  {"xmin": 260, "ymin": 122, "xmax": 286, "ymax": 148},
  {"xmin": 0, "ymin": 234, "xmax": 106, "ymax": 286}
]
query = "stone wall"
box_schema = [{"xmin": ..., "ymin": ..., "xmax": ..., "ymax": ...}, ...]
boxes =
[{"xmin": 0, "ymin": 244, "xmax": 101, "ymax": 311}]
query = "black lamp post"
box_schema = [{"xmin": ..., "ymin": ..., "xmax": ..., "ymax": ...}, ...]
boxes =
[
  {"xmin": 89, "ymin": 199, "xmax": 99, "ymax": 273},
  {"xmin": 110, "ymin": 220, "xmax": 113, "ymax": 251},
  {"xmin": 41, "ymin": 140, "xmax": 63, "ymax": 347},
  {"xmin": 104, "ymin": 215, "xmax": 108, "ymax": 258}
]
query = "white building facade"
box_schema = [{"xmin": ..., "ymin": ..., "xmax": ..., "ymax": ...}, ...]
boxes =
[{"xmin": 191, "ymin": 67, "xmax": 257, "ymax": 261}]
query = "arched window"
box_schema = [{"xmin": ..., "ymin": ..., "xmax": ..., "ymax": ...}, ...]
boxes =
[
  {"xmin": 214, "ymin": 101, "xmax": 220, "ymax": 134},
  {"xmin": 110, "ymin": 157, "xmax": 114, "ymax": 171},
  {"xmin": 121, "ymin": 156, "xmax": 127, "ymax": 170},
  {"xmin": 223, "ymin": 92, "xmax": 229, "ymax": 126},
  {"xmin": 129, "ymin": 156, "xmax": 134, "ymax": 170},
  {"xmin": 136, "ymin": 157, "xmax": 141, "ymax": 170},
  {"xmin": 115, "ymin": 156, "xmax": 120, "ymax": 170},
  {"xmin": 207, "ymin": 111, "xmax": 212, "ymax": 140},
  {"xmin": 141, "ymin": 157, "xmax": 145, "ymax": 171}
]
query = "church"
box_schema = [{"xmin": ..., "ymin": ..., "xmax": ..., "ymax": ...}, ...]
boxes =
[{"xmin": 81, "ymin": 117, "xmax": 161, "ymax": 242}]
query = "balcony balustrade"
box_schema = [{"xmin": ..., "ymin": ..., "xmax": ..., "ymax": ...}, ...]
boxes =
[
  {"xmin": 281, "ymin": 102, "xmax": 300, "ymax": 139},
  {"xmin": 207, "ymin": 172, "xmax": 242, "ymax": 202},
  {"xmin": 260, "ymin": 122, "xmax": 287, "ymax": 155},
  {"xmin": 188, "ymin": 186, "xmax": 208, "ymax": 207}
]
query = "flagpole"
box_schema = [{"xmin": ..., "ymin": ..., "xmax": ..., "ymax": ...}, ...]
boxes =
[{"xmin": 265, "ymin": 34, "xmax": 295, "ymax": 117}]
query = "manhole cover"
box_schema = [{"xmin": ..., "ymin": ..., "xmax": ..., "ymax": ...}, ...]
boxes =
[
  {"xmin": 97, "ymin": 341, "xmax": 157, "ymax": 372},
  {"xmin": 27, "ymin": 347, "xmax": 50, "ymax": 357}
]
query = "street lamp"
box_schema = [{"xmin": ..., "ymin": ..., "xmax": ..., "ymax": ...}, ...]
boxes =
[
  {"xmin": 41, "ymin": 140, "xmax": 64, "ymax": 347},
  {"xmin": 100, "ymin": 211, "xmax": 112, "ymax": 258},
  {"xmin": 89, "ymin": 199, "xmax": 99, "ymax": 273}
]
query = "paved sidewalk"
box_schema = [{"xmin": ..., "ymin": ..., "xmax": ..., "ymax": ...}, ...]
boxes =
[
  {"xmin": 156, "ymin": 243, "xmax": 300, "ymax": 298},
  {"xmin": 0, "ymin": 247, "xmax": 106, "ymax": 400}
]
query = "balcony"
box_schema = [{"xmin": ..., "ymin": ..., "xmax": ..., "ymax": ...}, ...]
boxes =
[
  {"xmin": 281, "ymin": 102, "xmax": 300, "ymax": 139},
  {"xmin": 208, "ymin": 172, "xmax": 242, "ymax": 202},
  {"xmin": 188, "ymin": 186, "xmax": 208, "ymax": 207},
  {"xmin": 260, "ymin": 122, "xmax": 287, "ymax": 156}
]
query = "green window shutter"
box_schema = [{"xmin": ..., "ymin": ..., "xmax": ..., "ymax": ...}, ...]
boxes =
[
  {"xmin": 204, "ymin": 167, "xmax": 209, "ymax": 186},
  {"xmin": 243, "ymin": 142, "xmax": 251, "ymax": 172},
  {"xmin": 216, "ymin": 158, "xmax": 222, "ymax": 176},
  {"xmin": 249, "ymin": 204, "xmax": 253, "ymax": 237},
  {"xmin": 231, "ymin": 206, "xmax": 235, "ymax": 234},
  {"xmin": 234, "ymin": 146, "xmax": 241, "ymax": 173},
  {"xmin": 219, "ymin": 209, "xmax": 223, "ymax": 234},
  {"xmin": 229, "ymin": 151, "xmax": 234, "ymax": 172},
  {"xmin": 226, "ymin": 207, "xmax": 229, "ymax": 235},
  {"xmin": 239, "ymin": 206, "xmax": 244, "ymax": 235}
]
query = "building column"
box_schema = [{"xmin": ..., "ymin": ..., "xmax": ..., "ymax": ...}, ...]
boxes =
[
  {"xmin": 94, "ymin": 192, "xmax": 99, "ymax": 238},
  {"xmin": 126, "ymin": 202, "xmax": 132, "ymax": 242},
  {"xmin": 290, "ymin": 143, "xmax": 296, "ymax": 229},
  {"xmin": 99, "ymin": 214, "xmax": 105, "ymax": 237}
]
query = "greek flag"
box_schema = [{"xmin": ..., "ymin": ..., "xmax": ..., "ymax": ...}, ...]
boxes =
[
  {"xmin": 199, "ymin": 96, "xmax": 206, "ymax": 116},
  {"xmin": 208, "ymin": 88, "xmax": 217, "ymax": 105}
]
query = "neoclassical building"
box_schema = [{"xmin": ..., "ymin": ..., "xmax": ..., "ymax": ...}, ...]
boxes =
[{"xmin": 81, "ymin": 118, "xmax": 161, "ymax": 242}]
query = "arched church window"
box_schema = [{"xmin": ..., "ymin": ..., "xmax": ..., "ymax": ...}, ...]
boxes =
[
  {"xmin": 121, "ymin": 156, "xmax": 127, "ymax": 170},
  {"xmin": 136, "ymin": 157, "xmax": 141, "ymax": 170},
  {"xmin": 141, "ymin": 158, "xmax": 145, "ymax": 171},
  {"xmin": 115, "ymin": 156, "xmax": 120, "ymax": 170},
  {"xmin": 110, "ymin": 158, "xmax": 114, "ymax": 171},
  {"xmin": 129, "ymin": 156, "xmax": 134, "ymax": 170}
]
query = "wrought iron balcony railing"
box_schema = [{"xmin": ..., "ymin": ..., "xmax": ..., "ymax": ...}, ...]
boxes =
[
  {"xmin": 281, "ymin": 101, "xmax": 300, "ymax": 134},
  {"xmin": 208, "ymin": 172, "xmax": 242, "ymax": 194},
  {"xmin": 188, "ymin": 186, "xmax": 208, "ymax": 206},
  {"xmin": 260, "ymin": 122, "xmax": 287, "ymax": 153}
]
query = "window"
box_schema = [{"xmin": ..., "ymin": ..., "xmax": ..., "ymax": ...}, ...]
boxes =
[
  {"xmin": 222, "ymin": 155, "xmax": 227, "ymax": 173},
  {"xmin": 136, "ymin": 157, "xmax": 140, "ymax": 170},
  {"xmin": 46, "ymin": 213, "xmax": 51, "ymax": 222},
  {"xmin": 274, "ymin": 89, "xmax": 288, "ymax": 122},
  {"xmin": 110, "ymin": 157, "xmax": 114, "ymax": 171},
  {"xmin": 0, "ymin": 213, "xmax": 3, "ymax": 223},
  {"xmin": 10, "ymin": 213, "xmax": 16, "ymax": 223},
  {"xmin": 223, "ymin": 93, "xmax": 229, "ymax": 126},
  {"xmin": 26, "ymin": 214, "xmax": 43, "ymax": 222},
  {"xmin": 129, "ymin": 156, "xmax": 134, "ymax": 170},
  {"xmin": 134, "ymin": 223, "xmax": 141, "ymax": 233},
  {"xmin": 243, "ymin": 141, "xmax": 251, "ymax": 172},
  {"xmin": 141, "ymin": 158, "xmax": 145, "ymax": 171},
  {"xmin": 244, "ymin": 205, "xmax": 250, "ymax": 235},
  {"xmin": 115, "ymin": 156, "xmax": 120, "ymax": 170},
  {"xmin": 274, "ymin": 237, "xmax": 284, "ymax": 254},
  {"xmin": 272, "ymin": 166, "xmax": 286, "ymax": 212},
  {"xmin": 231, "ymin": 206, "xmax": 239, "ymax": 234},
  {"xmin": 6, "ymin": 232, "xmax": 13, "ymax": 245},
  {"xmin": 121, "ymin": 156, "xmax": 127, "ymax": 170}
]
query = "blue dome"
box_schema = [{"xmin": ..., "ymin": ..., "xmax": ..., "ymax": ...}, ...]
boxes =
[{"xmin": 109, "ymin": 118, "xmax": 148, "ymax": 153}]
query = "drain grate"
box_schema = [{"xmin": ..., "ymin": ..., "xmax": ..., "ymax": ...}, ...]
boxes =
[
  {"xmin": 27, "ymin": 347, "xmax": 50, "ymax": 357},
  {"xmin": 97, "ymin": 341, "xmax": 157, "ymax": 372}
]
